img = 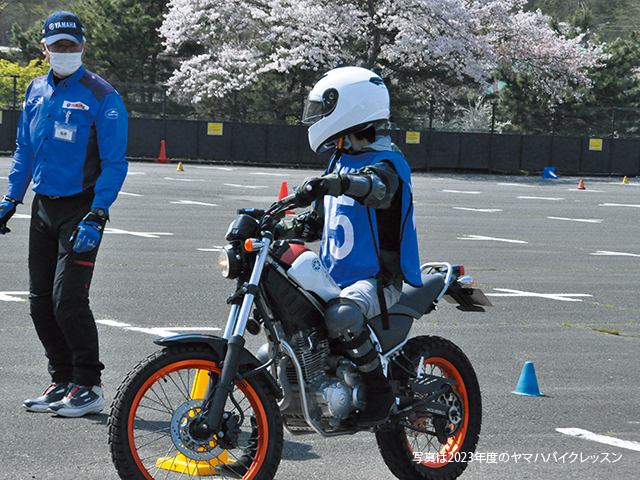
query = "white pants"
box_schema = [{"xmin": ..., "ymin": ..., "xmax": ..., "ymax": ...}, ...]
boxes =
[{"xmin": 339, "ymin": 278, "xmax": 402, "ymax": 319}]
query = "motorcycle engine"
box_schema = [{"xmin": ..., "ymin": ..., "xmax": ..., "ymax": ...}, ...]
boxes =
[{"xmin": 282, "ymin": 328, "xmax": 366, "ymax": 428}]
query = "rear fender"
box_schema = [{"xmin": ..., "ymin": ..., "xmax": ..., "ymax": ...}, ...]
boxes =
[
  {"xmin": 442, "ymin": 283, "xmax": 493, "ymax": 312},
  {"xmin": 154, "ymin": 334, "xmax": 282, "ymax": 399}
]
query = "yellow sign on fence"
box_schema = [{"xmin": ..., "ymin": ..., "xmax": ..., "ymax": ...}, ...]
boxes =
[
  {"xmin": 406, "ymin": 131, "xmax": 421, "ymax": 144},
  {"xmin": 207, "ymin": 123, "xmax": 223, "ymax": 136},
  {"xmin": 589, "ymin": 138, "xmax": 603, "ymax": 151}
]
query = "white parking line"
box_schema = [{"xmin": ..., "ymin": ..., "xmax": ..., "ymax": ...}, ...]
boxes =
[
  {"xmin": 164, "ymin": 177, "xmax": 205, "ymax": 182},
  {"xmin": 104, "ymin": 228, "xmax": 173, "ymax": 238},
  {"xmin": 600, "ymin": 203, "xmax": 640, "ymax": 208},
  {"xmin": 518, "ymin": 196, "xmax": 564, "ymax": 201},
  {"xmin": 567, "ymin": 188, "xmax": 605, "ymax": 193},
  {"xmin": 96, "ymin": 319, "xmax": 220, "ymax": 337},
  {"xmin": 251, "ymin": 172, "xmax": 290, "ymax": 177},
  {"xmin": 591, "ymin": 251, "xmax": 640, "ymax": 257},
  {"xmin": 196, "ymin": 166, "xmax": 234, "ymax": 171},
  {"xmin": 454, "ymin": 207, "xmax": 503, "ymax": 213},
  {"xmin": 170, "ymin": 200, "xmax": 220, "ymax": 207},
  {"xmin": 0, "ymin": 291, "xmax": 29, "ymax": 302},
  {"xmin": 224, "ymin": 183, "xmax": 269, "ymax": 189},
  {"xmin": 486, "ymin": 289, "xmax": 592, "ymax": 302},
  {"xmin": 458, "ymin": 235, "xmax": 528, "ymax": 244},
  {"xmin": 547, "ymin": 216, "xmax": 603, "ymax": 223},
  {"xmin": 557, "ymin": 428, "xmax": 640, "ymax": 452},
  {"xmin": 442, "ymin": 189, "xmax": 481, "ymax": 194},
  {"xmin": 497, "ymin": 183, "xmax": 536, "ymax": 188}
]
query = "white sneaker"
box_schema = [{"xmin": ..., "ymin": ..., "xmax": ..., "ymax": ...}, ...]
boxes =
[
  {"xmin": 47, "ymin": 384, "xmax": 105, "ymax": 417},
  {"xmin": 23, "ymin": 382, "xmax": 71, "ymax": 412}
]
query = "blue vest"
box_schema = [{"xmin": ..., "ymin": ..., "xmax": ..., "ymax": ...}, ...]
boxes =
[{"xmin": 319, "ymin": 150, "xmax": 422, "ymax": 288}]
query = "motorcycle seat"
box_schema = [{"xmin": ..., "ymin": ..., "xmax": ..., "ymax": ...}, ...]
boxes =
[
  {"xmin": 388, "ymin": 273, "xmax": 445, "ymax": 318},
  {"xmin": 367, "ymin": 274, "xmax": 446, "ymax": 353}
]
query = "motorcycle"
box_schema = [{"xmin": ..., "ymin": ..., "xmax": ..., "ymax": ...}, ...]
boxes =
[{"xmin": 108, "ymin": 194, "xmax": 492, "ymax": 480}]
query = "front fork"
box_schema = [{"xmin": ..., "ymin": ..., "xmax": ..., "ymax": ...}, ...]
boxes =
[{"xmin": 192, "ymin": 234, "xmax": 273, "ymax": 439}]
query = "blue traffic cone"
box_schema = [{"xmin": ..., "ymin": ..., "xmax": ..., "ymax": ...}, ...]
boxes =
[
  {"xmin": 542, "ymin": 167, "xmax": 558, "ymax": 179},
  {"xmin": 511, "ymin": 362, "xmax": 545, "ymax": 396}
]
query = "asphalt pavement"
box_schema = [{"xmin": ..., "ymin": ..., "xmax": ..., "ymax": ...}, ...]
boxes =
[{"xmin": 1, "ymin": 157, "xmax": 639, "ymax": 479}]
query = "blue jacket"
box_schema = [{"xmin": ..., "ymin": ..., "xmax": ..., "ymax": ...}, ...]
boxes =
[
  {"xmin": 320, "ymin": 147, "xmax": 422, "ymax": 288},
  {"xmin": 7, "ymin": 66, "xmax": 128, "ymax": 211}
]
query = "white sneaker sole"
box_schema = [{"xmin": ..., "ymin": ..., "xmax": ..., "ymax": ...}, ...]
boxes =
[
  {"xmin": 47, "ymin": 398, "xmax": 105, "ymax": 418},
  {"xmin": 23, "ymin": 403, "xmax": 53, "ymax": 413}
]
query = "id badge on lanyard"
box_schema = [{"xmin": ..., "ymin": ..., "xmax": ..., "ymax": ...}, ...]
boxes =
[{"xmin": 54, "ymin": 111, "xmax": 77, "ymax": 143}]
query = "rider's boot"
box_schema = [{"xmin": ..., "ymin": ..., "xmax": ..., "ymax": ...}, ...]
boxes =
[
  {"xmin": 357, "ymin": 362, "xmax": 395, "ymax": 427},
  {"xmin": 214, "ymin": 416, "xmax": 258, "ymax": 478},
  {"xmin": 325, "ymin": 298, "xmax": 395, "ymax": 427}
]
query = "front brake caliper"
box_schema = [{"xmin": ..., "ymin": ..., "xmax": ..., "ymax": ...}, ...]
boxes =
[{"xmin": 216, "ymin": 412, "xmax": 243, "ymax": 450}]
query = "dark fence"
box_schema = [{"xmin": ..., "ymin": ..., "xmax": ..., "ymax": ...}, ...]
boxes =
[{"xmin": 2, "ymin": 110, "xmax": 639, "ymax": 175}]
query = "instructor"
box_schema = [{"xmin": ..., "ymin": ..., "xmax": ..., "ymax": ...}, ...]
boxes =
[{"xmin": 0, "ymin": 11, "xmax": 128, "ymax": 417}]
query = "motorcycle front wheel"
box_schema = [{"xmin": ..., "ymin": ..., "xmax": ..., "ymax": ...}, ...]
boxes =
[
  {"xmin": 377, "ymin": 335, "xmax": 482, "ymax": 480},
  {"xmin": 108, "ymin": 344, "xmax": 283, "ymax": 480}
]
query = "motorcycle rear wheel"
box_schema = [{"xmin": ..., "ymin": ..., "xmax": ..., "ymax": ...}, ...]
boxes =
[
  {"xmin": 377, "ymin": 335, "xmax": 481, "ymax": 480},
  {"xmin": 108, "ymin": 344, "xmax": 283, "ymax": 480}
]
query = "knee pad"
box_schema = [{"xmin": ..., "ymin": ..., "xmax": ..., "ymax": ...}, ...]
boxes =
[
  {"xmin": 324, "ymin": 297, "xmax": 365, "ymax": 341},
  {"xmin": 324, "ymin": 298, "xmax": 380, "ymax": 372}
]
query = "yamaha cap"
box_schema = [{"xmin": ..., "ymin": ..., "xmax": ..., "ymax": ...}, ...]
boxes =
[{"xmin": 42, "ymin": 11, "xmax": 85, "ymax": 45}]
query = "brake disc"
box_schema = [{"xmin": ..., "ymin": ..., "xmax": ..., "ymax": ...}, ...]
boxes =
[{"xmin": 170, "ymin": 399, "xmax": 226, "ymax": 461}]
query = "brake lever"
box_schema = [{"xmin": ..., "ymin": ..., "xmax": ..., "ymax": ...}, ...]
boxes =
[{"xmin": 261, "ymin": 194, "xmax": 300, "ymax": 231}]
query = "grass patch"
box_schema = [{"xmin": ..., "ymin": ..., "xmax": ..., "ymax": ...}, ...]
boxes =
[{"xmin": 591, "ymin": 327, "xmax": 620, "ymax": 335}]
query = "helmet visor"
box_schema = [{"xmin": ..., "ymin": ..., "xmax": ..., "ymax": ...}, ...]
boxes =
[
  {"xmin": 302, "ymin": 88, "xmax": 339, "ymax": 125},
  {"xmin": 302, "ymin": 100, "xmax": 325, "ymax": 125}
]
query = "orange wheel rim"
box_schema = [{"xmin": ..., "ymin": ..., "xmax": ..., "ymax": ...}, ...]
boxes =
[
  {"xmin": 127, "ymin": 359, "xmax": 269, "ymax": 479},
  {"xmin": 407, "ymin": 357, "xmax": 469, "ymax": 468}
]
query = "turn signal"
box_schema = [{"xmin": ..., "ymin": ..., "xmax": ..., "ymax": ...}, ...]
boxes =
[
  {"xmin": 452, "ymin": 265, "xmax": 465, "ymax": 276},
  {"xmin": 244, "ymin": 239, "xmax": 265, "ymax": 252}
]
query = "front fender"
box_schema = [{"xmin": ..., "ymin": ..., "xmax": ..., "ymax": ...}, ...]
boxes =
[{"xmin": 154, "ymin": 334, "xmax": 282, "ymax": 399}]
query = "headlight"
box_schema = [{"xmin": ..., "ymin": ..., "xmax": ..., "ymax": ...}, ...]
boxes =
[{"xmin": 218, "ymin": 245, "xmax": 241, "ymax": 279}]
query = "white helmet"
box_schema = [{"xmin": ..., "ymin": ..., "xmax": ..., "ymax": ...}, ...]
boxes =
[{"xmin": 303, "ymin": 66, "xmax": 390, "ymax": 153}]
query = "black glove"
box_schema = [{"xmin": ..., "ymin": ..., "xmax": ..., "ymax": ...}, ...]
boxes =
[
  {"xmin": 297, "ymin": 211, "xmax": 324, "ymax": 241},
  {"xmin": 294, "ymin": 177, "xmax": 329, "ymax": 207},
  {"xmin": 70, "ymin": 208, "xmax": 108, "ymax": 253},
  {"xmin": 0, "ymin": 196, "xmax": 20, "ymax": 235}
]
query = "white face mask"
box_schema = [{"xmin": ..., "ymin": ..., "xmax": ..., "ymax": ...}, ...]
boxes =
[{"xmin": 45, "ymin": 44, "xmax": 83, "ymax": 78}]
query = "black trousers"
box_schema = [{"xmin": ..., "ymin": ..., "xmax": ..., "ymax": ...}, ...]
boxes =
[{"xmin": 29, "ymin": 192, "xmax": 104, "ymax": 386}]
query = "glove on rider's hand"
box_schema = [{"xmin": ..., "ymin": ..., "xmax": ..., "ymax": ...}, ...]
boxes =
[
  {"xmin": 70, "ymin": 208, "xmax": 108, "ymax": 253},
  {"xmin": 0, "ymin": 196, "xmax": 20, "ymax": 235},
  {"xmin": 297, "ymin": 211, "xmax": 324, "ymax": 242},
  {"xmin": 294, "ymin": 173, "xmax": 343, "ymax": 207},
  {"xmin": 295, "ymin": 177, "xmax": 328, "ymax": 207}
]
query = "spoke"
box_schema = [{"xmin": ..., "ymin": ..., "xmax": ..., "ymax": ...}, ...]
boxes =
[
  {"xmin": 146, "ymin": 383, "xmax": 177, "ymax": 415},
  {"xmin": 165, "ymin": 368, "xmax": 194, "ymax": 403}
]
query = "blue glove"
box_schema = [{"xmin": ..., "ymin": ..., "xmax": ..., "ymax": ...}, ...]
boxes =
[
  {"xmin": 0, "ymin": 196, "xmax": 19, "ymax": 235},
  {"xmin": 70, "ymin": 208, "xmax": 108, "ymax": 253}
]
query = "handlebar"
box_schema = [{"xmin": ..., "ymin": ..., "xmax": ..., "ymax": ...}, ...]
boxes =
[{"xmin": 259, "ymin": 193, "xmax": 302, "ymax": 231}]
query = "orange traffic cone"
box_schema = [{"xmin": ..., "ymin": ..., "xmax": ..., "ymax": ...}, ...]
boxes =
[
  {"xmin": 156, "ymin": 140, "xmax": 169, "ymax": 163},
  {"xmin": 278, "ymin": 182, "xmax": 295, "ymax": 214},
  {"xmin": 577, "ymin": 179, "xmax": 585, "ymax": 190}
]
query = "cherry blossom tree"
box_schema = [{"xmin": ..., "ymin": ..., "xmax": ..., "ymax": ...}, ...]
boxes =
[{"xmin": 160, "ymin": 0, "xmax": 606, "ymax": 122}]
